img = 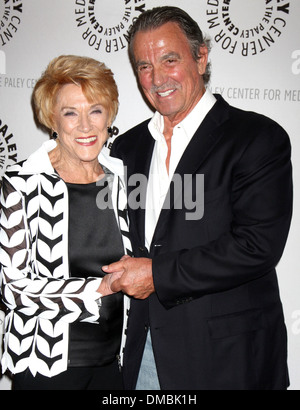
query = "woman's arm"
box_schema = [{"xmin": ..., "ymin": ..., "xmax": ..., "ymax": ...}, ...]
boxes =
[{"xmin": 0, "ymin": 177, "xmax": 102, "ymax": 324}]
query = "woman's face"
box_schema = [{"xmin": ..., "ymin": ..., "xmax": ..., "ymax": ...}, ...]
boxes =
[{"xmin": 52, "ymin": 83, "xmax": 110, "ymax": 165}]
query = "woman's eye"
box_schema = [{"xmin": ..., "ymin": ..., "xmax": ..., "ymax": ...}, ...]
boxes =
[
  {"xmin": 91, "ymin": 109, "xmax": 102, "ymax": 114},
  {"xmin": 64, "ymin": 111, "xmax": 76, "ymax": 117}
]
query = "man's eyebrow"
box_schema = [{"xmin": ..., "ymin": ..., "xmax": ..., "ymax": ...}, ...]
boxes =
[
  {"xmin": 160, "ymin": 52, "xmax": 181, "ymax": 61},
  {"xmin": 136, "ymin": 60, "xmax": 150, "ymax": 68},
  {"xmin": 135, "ymin": 52, "xmax": 181, "ymax": 69}
]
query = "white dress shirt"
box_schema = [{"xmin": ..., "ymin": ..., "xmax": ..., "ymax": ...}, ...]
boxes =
[{"xmin": 145, "ymin": 89, "xmax": 216, "ymax": 250}]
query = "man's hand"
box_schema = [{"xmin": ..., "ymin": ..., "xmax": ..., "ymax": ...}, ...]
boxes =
[
  {"xmin": 97, "ymin": 269, "xmax": 124, "ymax": 296},
  {"xmin": 102, "ymin": 257, "xmax": 154, "ymax": 299}
]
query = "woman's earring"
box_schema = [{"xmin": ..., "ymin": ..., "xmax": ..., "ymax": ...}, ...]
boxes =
[
  {"xmin": 52, "ymin": 131, "xmax": 58, "ymax": 140},
  {"xmin": 107, "ymin": 127, "xmax": 113, "ymax": 137}
]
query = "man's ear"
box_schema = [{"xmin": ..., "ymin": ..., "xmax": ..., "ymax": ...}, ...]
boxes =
[{"xmin": 197, "ymin": 46, "xmax": 208, "ymax": 76}]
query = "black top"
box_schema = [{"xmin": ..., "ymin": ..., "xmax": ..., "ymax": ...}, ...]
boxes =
[{"xmin": 66, "ymin": 177, "xmax": 124, "ymax": 367}]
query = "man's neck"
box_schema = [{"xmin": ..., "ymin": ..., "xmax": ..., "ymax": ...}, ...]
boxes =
[{"xmin": 162, "ymin": 89, "xmax": 206, "ymax": 173}]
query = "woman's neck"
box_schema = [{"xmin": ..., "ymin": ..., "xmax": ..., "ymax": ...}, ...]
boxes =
[{"xmin": 49, "ymin": 147, "xmax": 104, "ymax": 184}]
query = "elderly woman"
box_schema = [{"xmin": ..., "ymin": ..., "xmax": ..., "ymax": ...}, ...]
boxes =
[{"xmin": 0, "ymin": 55, "xmax": 131, "ymax": 390}]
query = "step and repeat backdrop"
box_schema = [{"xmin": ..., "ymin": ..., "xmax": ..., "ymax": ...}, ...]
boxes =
[{"xmin": 0, "ymin": 0, "xmax": 299, "ymax": 390}]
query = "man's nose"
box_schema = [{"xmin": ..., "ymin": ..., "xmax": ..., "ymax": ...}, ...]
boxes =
[{"xmin": 152, "ymin": 67, "xmax": 167, "ymax": 87}]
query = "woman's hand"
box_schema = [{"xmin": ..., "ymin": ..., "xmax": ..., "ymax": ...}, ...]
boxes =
[{"xmin": 97, "ymin": 255, "xmax": 131, "ymax": 296}]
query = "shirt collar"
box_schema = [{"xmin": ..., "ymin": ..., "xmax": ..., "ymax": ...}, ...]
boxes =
[
  {"xmin": 19, "ymin": 139, "xmax": 57, "ymax": 174},
  {"xmin": 148, "ymin": 89, "xmax": 216, "ymax": 143},
  {"xmin": 19, "ymin": 139, "xmax": 126, "ymax": 187}
]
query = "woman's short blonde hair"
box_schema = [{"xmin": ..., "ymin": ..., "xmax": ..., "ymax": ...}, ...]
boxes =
[{"xmin": 33, "ymin": 55, "xmax": 119, "ymax": 130}]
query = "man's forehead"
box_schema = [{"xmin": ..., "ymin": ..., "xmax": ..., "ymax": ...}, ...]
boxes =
[{"xmin": 133, "ymin": 23, "xmax": 190, "ymax": 58}]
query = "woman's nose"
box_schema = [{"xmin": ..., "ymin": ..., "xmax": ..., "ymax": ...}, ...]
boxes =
[{"xmin": 78, "ymin": 113, "xmax": 92, "ymax": 132}]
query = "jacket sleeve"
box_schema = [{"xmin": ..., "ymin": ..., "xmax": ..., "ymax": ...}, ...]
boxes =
[
  {"xmin": 153, "ymin": 121, "xmax": 293, "ymax": 309},
  {"xmin": 0, "ymin": 177, "xmax": 102, "ymax": 323}
]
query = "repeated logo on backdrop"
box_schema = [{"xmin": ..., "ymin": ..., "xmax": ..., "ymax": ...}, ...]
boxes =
[
  {"xmin": 0, "ymin": 0, "xmax": 23, "ymax": 74},
  {"xmin": 74, "ymin": 0, "xmax": 147, "ymax": 53},
  {"xmin": 0, "ymin": 0, "xmax": 23, "ymax": 47},
  {"xmin": 0, "ymin": 0, "xmax": 22, "ymax": 177},
  {"xmin": 206, "ymin": 0, "xmax": 290, "ymax": 56},
  {"xmin": 0, "ymin": 118, "xmax": 18, "ymax": 179}
]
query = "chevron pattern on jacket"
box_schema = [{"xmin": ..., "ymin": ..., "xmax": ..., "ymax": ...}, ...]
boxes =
[{"xmin": 0, "ymin": 147, "xmax": 132, "ymax": 377}]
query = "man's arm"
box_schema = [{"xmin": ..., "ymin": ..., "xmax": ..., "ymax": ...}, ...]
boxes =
[{"xmin": 104, "ymin": 120, "xmax": 292, "ymax": 306}]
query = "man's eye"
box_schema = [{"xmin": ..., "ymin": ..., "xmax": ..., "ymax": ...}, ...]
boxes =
[{"xmin": 138, "ymin": 65, "xmax": 150, "ymax": 72}]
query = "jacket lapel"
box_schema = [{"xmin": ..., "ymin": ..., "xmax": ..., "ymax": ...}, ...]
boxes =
[
  {"xmin": 175, "ymin": 95, "xmax": 230, "ymax": 177},
  {"xmin": 151, "ymin": 95, "xmax": 230, "ymax": 244},
  {"xmin": 128, "ymin": 126, "xmax": 155, "ymax": 248}
]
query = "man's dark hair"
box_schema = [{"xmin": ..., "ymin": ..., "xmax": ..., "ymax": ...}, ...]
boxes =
[{"xmin": 128, "ymin": 6, "xmax": 211, "ymax": 85}]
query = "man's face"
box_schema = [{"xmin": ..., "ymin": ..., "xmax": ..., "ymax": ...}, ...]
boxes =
[{"xmin": 133, "ymin": 22, "xmax": 207, "ymax": 125}]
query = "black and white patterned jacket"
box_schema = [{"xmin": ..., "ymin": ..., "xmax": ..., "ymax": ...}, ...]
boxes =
[{"xmin": 0, "ymin": 140, "xmax": 131, "ymax": 377}]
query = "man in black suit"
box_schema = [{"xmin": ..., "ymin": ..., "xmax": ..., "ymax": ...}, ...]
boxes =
[{"xmin": 102, "ymin": 6, "xmax": 293, "ymax": 390}]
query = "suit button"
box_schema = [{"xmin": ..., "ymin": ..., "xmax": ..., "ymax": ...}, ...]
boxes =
[{"xmin": 176, "ymin": 297, "xmax": 193, "ymax": 305}]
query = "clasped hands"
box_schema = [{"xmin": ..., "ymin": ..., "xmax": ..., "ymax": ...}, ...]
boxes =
[{"xmin": 98, "ymin": 256, "xmax": 154, "ymax": 300}]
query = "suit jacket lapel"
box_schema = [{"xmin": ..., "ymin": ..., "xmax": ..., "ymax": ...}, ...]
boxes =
[
  {"xmin": 175, "ymin": 95, "xmax": 230, "ymax": 177},
  {"xmin": 152, "ymin": 95, "xmax": 230, "ymax": 243},
  {"xmin": 128, "ymin": 126, "xmax": 155, "ymax": 247}
]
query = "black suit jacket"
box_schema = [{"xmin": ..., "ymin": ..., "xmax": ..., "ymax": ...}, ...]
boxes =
[{"xmin": 111, "ymin": 95, "xmax": 292, "ymax": 390}]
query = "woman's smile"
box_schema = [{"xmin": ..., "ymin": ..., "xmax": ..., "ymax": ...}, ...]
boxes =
[{"xmin": 75, "ymin": 136, "xmax": 98, "ymax": 145}]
